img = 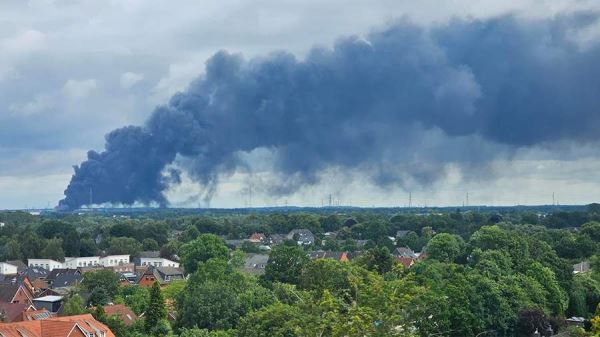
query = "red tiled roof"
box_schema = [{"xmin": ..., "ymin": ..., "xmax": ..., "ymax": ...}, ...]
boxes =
[
  {"xmin": 0, "ymin": 314, "xmax": 115, "ymax": 337},
  {"xmin": 102, "ymin": 304, "xmax": 138, "ymax": 326},
  {"xmin": 0, "ymin": 303, "xmax": 32, "ymax": 322}
]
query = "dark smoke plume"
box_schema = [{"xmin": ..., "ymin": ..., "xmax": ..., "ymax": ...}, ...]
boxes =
[{"xmin": 59, "ymin": 14, "xmax": 600, "ymax": 210}]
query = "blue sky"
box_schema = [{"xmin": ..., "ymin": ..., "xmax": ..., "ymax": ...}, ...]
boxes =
[{"xmin": 2, "ymin": 0, "xmax": 600, "ymax": 209}]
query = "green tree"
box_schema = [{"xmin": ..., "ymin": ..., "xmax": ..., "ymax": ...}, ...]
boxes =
[
  {"xmin": 145, "ymin": 281, "xmax": 166, "ymax": 334},
  {"xmin": 79, "ymin": 237, "xmax": 99, "ymax": 256},
  {"xmin": 236, "ymin": 303, "xmax": 306, "ymax": 337},
  {"xmin": 83, "ymin": 269, "xmax": 121, "ymax": 300},
  {"xmin": 179, "ymin": 328, "xmax": 233, "ymax": 337},
  {"xmin": 41, "ymin": 238, "xmax": 65, "ymax": 260},
  {"xmin": 2, "ymin": 239, "xmax": 23, "ymax": 260},
  {"xmin": 179, "ymin": 234, "xmax": 229, "ymax": 273},
  {"xmin": 356, "ymin": 246, "xmax": 394, "ymax": 274},
  {"xmin": 90, "ymin": 287, "xmax": 110, "ymax": 306},
  {"xmin": 262, "ymin": 245, "xmax": 309, "ymax": 286},
  {"xmin": 142, "ymin": 238, "xmax": 160, "ymax": 251},
  {"xmin": 122, "ymin": 286, "xmax": 150, "ymax": 315},
  {"xmin": 426, "ymin": 233, "xmax": 464, "ymax": 263},
  {"xmin": 62, "ymin": 295, "xmax": 86, "ymax": 316},
  {"xmin": 108, "ymin": 237, "xmax": 143, "ymax": 256}
]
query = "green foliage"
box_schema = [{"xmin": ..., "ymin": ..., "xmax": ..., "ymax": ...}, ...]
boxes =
[
  {"xmin": 142, "ymin": 238, "xmax": 160, "ymax": 251},
  {"xmin": 162, "ymin": 280, "xmax": 186, "ymax": 300},
  {"xmin": 145, "ymin": 281, "xmax": 167, "ymax": 333},
  {"xmin": 425, "ymin": 233, "xmax": 465, "ymax": 263},
  {"xmin": 90, "ymin": 287, "xmax": 110, "ymax": 306},
  {"xmin": 356, "ymin": 246, "xmax": 395, "ymax": 274},
  {"xmin": 40, "ymin": 237, "xmax": 65, "ymax": 260},
  {"xmin": 262, "ymin": 245, "xmax": 309, "ymax": 286},
  {"xmin": 108, "ymin": 237, "xmax": 143, "ymax": 256},
  {"xmin": 83, "ymin": 269, "xmax": 121, "ymax": 300},
  {"xmin": 176, "ymin": 258, "xmax": 276, "ymax": 330},
  {"xmin": 122, "ymin": 286, "xmax": 150, "ymax": 315},
  {"xmin": 179, "ymin": 234, "xmax": 230, "ymax": 273},
  {"xmin": 62, "ymin": 294, "xmax": 87, "ymax": 316},
  {"xmin": 179, "ymin": 328, "xmax": 233, "ymax": 337}
]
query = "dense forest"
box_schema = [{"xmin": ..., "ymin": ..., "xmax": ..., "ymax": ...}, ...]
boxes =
[{"xmin": 1, "ymin": 205, "xmax": 599, "ymax": 336}]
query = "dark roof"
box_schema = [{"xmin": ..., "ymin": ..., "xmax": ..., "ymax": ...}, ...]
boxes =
[
  {"xmin": 393, "ymin": 247, "xmax": 417, "ymax": 258},
  {"xmin": 287, "ymin": 229, "xmax": 315, "ymax": 243},
  {"xmin": 155, "ymin": 267, "xmax": 184, "ymax": 277},
  {"xmin": 269, "ymin": 234, "xmax": 287, "ymax": 244},
  {"xmin": 50, "ymin": 273, "xmax": 82, "ymax": 288},
  {"xmin": 145, "ymin": 266, "xmax": 184, "ymax": 284},
  {"xmin": 309, "ymin": 251, "xmax": 345, "ymax": 260},
  {"xmin": 0, "ymin": 275, "xmax": 28, "ymax": 286},
  {"xmin": 395, "ymin": 230, "xmax": 412, "ymax": 238},
  {"xmin": 46, "ymin": 269, "xmax": 80, "ymax": 282},
  {"xmin": 21, "ymin": 267, "xmax": 49, "ymax": 280},
  {"xmin": 6, "ymin": 261, "xmax": 27, "ymax": 272},
  {"xmin": 139, "ymin": 251, "xmax": 160, "ymax": 258},
  {"xmin": 242, "ymin": 254, "xmax": 269, "ymax": 275},
  {"xmin": 0, "ymin": 284, "xmax": 21, "ymax": 303}
]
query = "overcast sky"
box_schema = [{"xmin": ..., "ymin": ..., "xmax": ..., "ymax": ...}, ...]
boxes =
[{"xmin": 2, "ymin": 0, "xmax": 600, "ymax": 209}]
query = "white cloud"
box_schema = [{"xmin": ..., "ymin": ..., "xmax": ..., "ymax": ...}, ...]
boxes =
[
  {"xmin": 62, "ymin": 79, "xmax": 98, "ymax": 99},
  {"xmin": 120, "ymin": 72, "xmax": 144, "ymax": 89},
  {"xmin": 151, "ymin": 60, "xmax": 206, "ymax": 103},
  {"xmin": 1, "ymin": 29, "xmax": 46, "ymax": 53},
  {"xmin": 8, "ymin": 94, "xmax": 54, "ymax": 117}
]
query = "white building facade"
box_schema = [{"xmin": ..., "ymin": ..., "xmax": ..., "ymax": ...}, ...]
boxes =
[
  {"xmin": 29, "ymin": 255, "xmax": 130, "ymax": 270},
  {"xmin": 28, "ymin": 259, "xmax": 64, "ymax": 271},
  {"xmin": 138, "ymin": 257, "xmax": 179, "ymax": 268},
  {"xmin": 0, "ymin": 262, "xmax": 18, "ymax": 275},
  {"xmin": 99, "ymin": 255, "xmax": 130, "ymax": 267}
]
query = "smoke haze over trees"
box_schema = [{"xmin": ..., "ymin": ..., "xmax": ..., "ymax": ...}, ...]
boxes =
[{"xmin": 60, "ymin": 13, "xmax": 600, "ymax": 209}]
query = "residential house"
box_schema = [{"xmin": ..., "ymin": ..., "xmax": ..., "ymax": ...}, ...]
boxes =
[
  {"xmin": 309, "ymin": 251, "xmax": 349, "ymax": 262},
  {"xmin": 395, "ymin": 230, "xmax": 412, "ymax": 239},
  {"xmin": 45, "ymin": 269, "xmax": 82, "ymax": 289},
  {"xmin": 0, "ymin": 263, "xmax": 18, "ymax": 276},
  {"xmin": 248, "ymin": 233, "xmax": 266, "ymax": 244},
  {"xmin": 397, "ymin": 256, "xmax": 415, "ymax": 269},
  {"xmin": 135, "ymin": 251, "xmax": 179, "ymax": 268},
  {"xmin": 29, "ymin": 255, "xmax": 130, "ymax": 271},
  {"xmin": 269, "ymin": 234, "xmax": 287, "ymax": 245},
  {"xmin": 0, "ymin": 303, "xmax": 35, "ymax": 322},
  {"xmin": 573, "ymin": 261, "xmax": 590, "ymax": 274},
  {"xmin": 21, "ymin": 308, "xmax": 53, "ymax": 321},
  {"xmin": 393, "ymin": 247, "xmax": 418, "ymax": 259},
  {"xmin": 32, "ymin": 296, "xmax": 63, "ymax": 313},
  {"xmin": 0, "ymin": 313, "xmax": 115, "ymax": 337},
  {"xmin": 138, "ymin": 266, "xmax": 185, "ymax": 287},
  {"xmin": 242, "ymin": 254, "xmax": 269, "ymax": 275},
  {"xmin": 102, "ymin": 304, "xmax": 138, "ymax": 326},
  {"xmin": 27, "ymin": 259, "xmax": 63, "ymax": 271},
  {"xmin": 0, "ymin": 284, "xmax": 34, "ymax": 305},
  {"xmin": 21, "ymin": 267, "xmax": 49, "ymax": 292},
  {"xmin": 287, "ymin": 229, "xmax": 315, "ymax": 246},
  {"xmin": 0, "ymin": 275, "xmax": 36, "ymax": 302},
  {"xmin": 5, "ymin": 261, "xmax": 27, "ymax": 274}
]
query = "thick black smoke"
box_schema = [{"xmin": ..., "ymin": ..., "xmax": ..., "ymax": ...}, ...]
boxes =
[{"xmin": 59, "ymin": 14, "xmax": 600, "ymax": 210}]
